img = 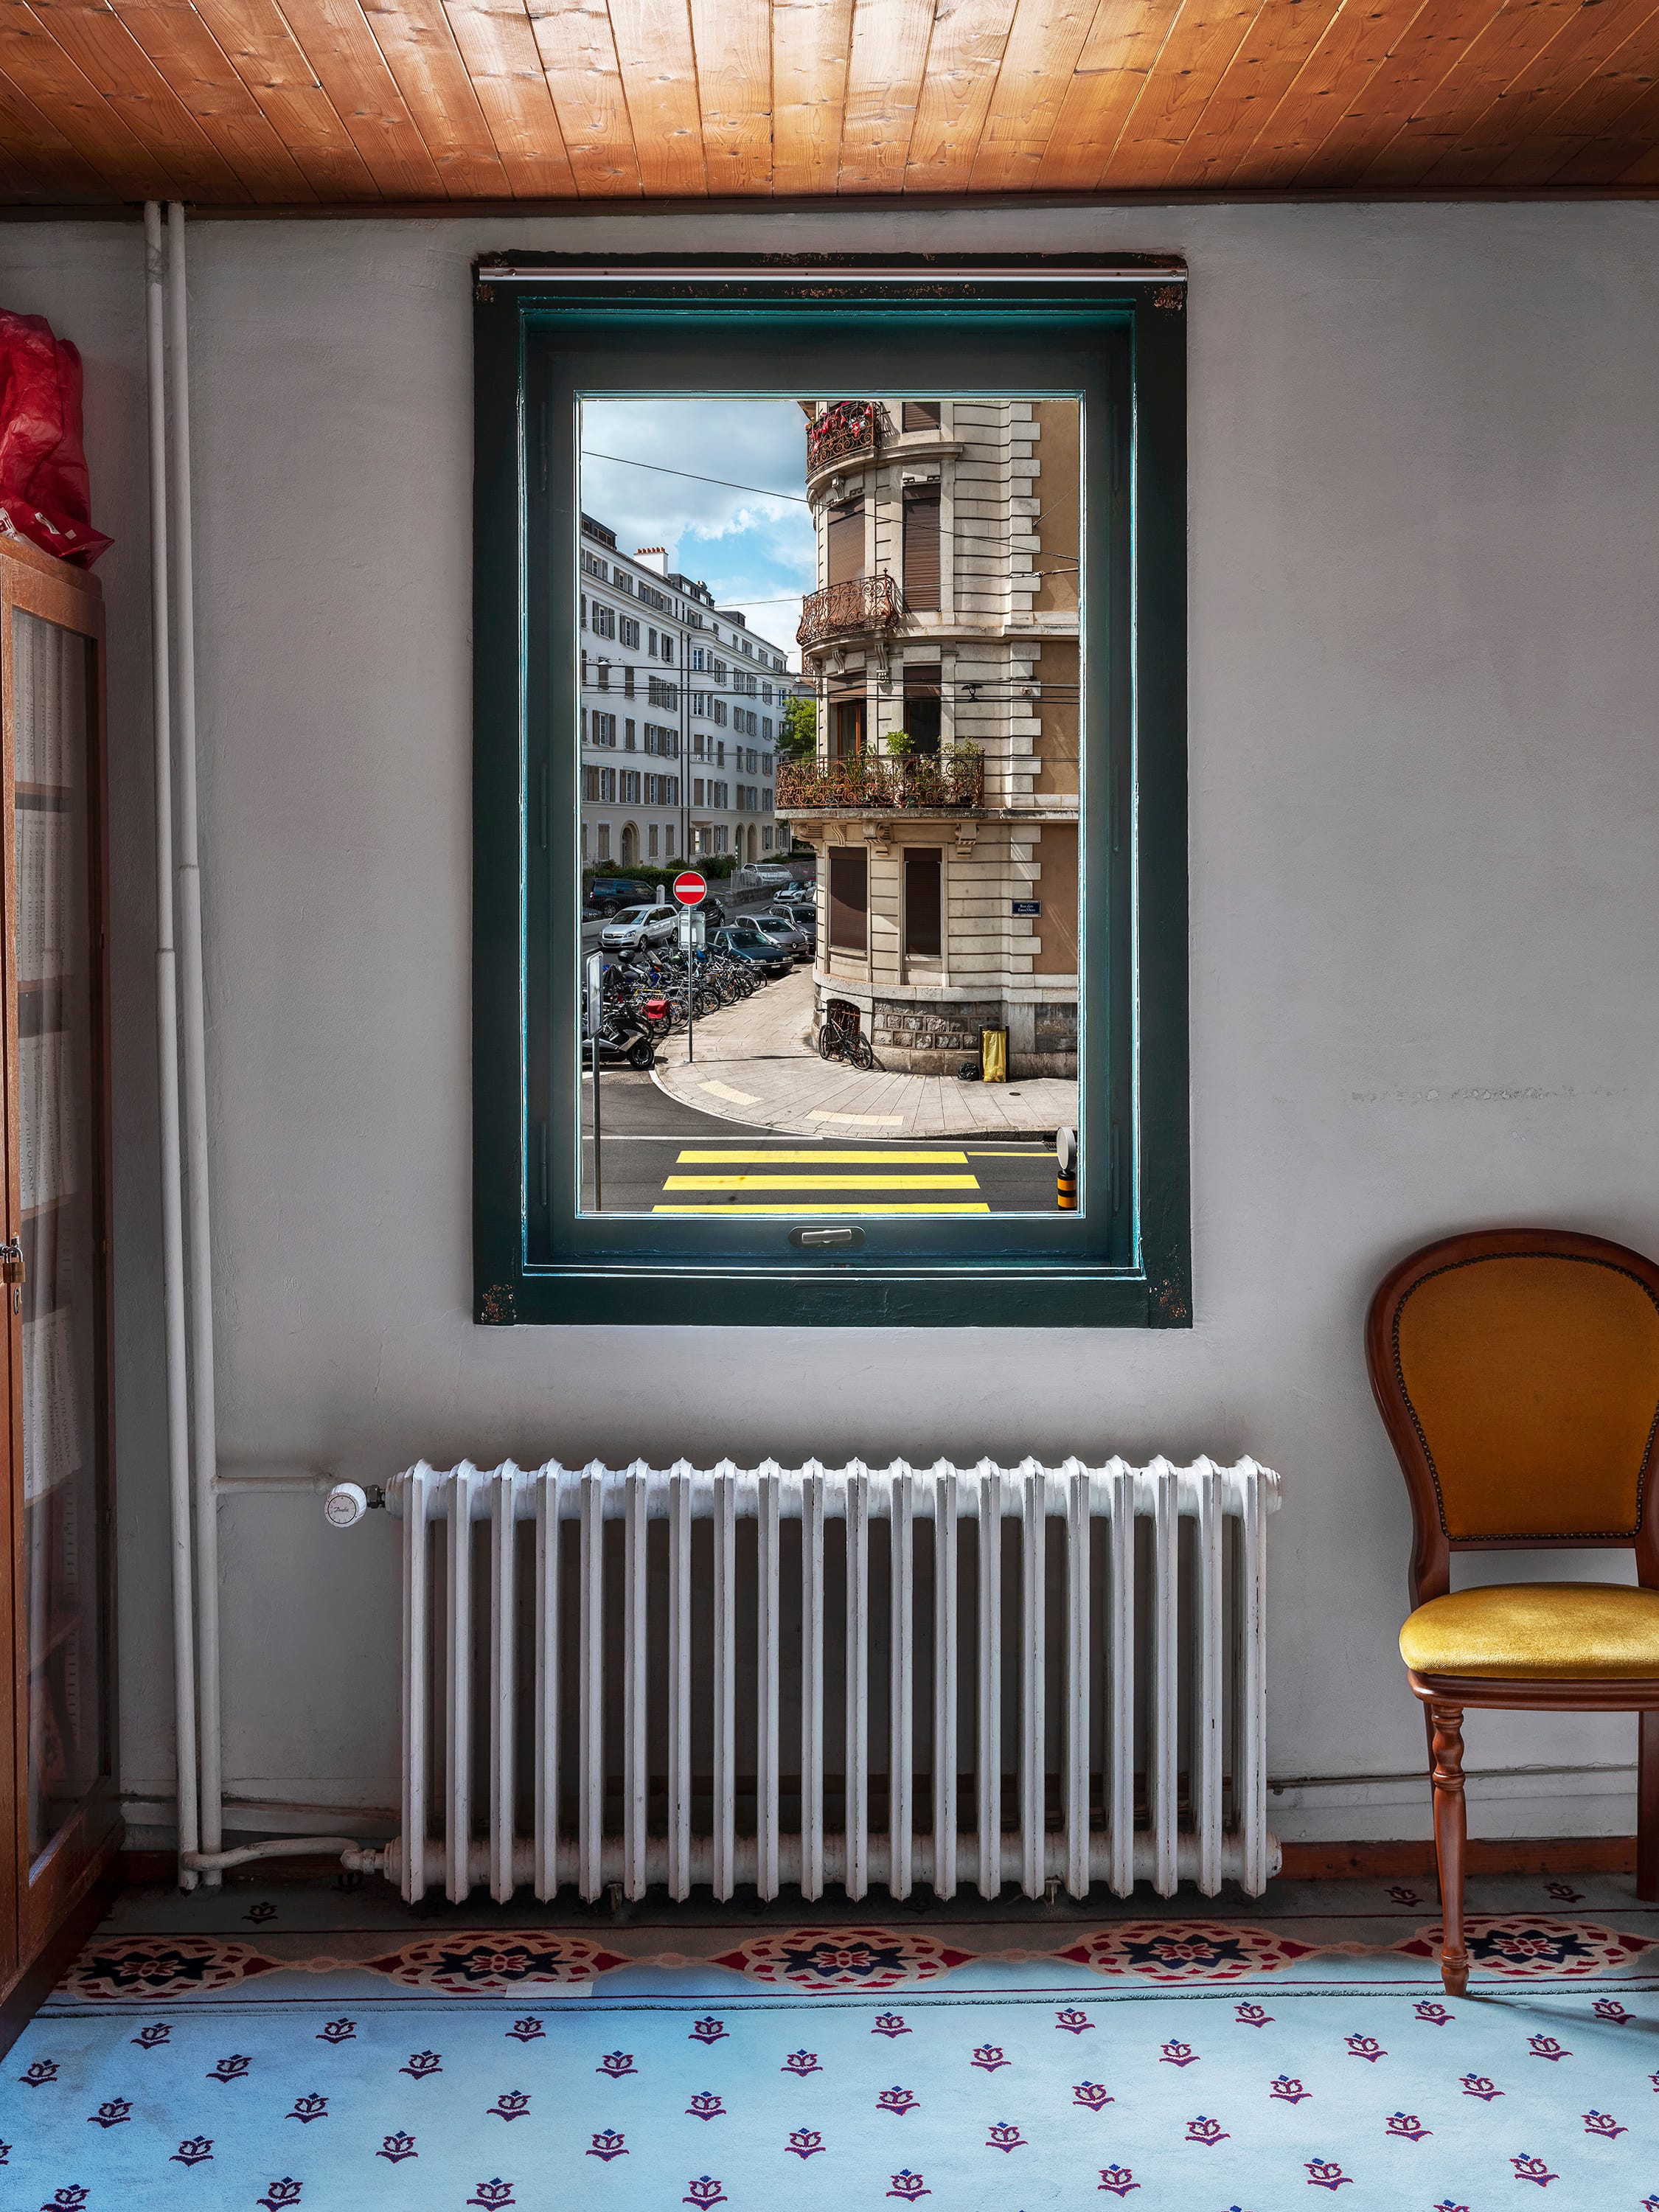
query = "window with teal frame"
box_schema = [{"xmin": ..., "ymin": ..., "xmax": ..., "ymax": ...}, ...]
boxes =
[{"xmin": 473, "ymin": 255, "xmax": 1189, "ymax": 1328}]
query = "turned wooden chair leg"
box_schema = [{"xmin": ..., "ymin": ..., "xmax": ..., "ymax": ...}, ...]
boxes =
[
  {"xmin": 1638, "ymin": 1708, "xmax": 1658, "ymax": 1905},
  {"xmin": 1428, "ymin": 1702, "xmax": 1470, "ymax": 1996}
]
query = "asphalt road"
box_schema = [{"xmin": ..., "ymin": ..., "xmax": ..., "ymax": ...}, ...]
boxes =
[{"xmin": 580, "ymin": 1071, "xmax": 1058, "ymax": 1215}]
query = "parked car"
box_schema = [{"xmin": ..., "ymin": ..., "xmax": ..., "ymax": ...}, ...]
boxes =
[
  {"xmin": 748, "ymin": 912, "xmax": 813, "ymax": 959},
  {"xmin": 585, "ymin": 877, "xmax": 652, "ymax": 915},
  {"xmin": 600, "ymin": 902, "xmax": 679, "ymax": 950},
  {"xmin": 742, "ymin": 862, "xmax": 794, "ymax": 889},
  {"xmin": 776, "ymin": 880, "xmax": 815, "ymax": 908},
  {"xmin": 711, "ymin": 924, "xmax": 791, "ymax": 978}
]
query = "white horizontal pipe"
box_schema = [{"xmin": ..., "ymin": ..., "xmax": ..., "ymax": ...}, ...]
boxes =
[
  {"xmin": 383, "ymin": 1825, "xmax": 1280, "ymax": 1896},
  {"xmin": 182, "ymin": 1836, "xmax": 366, "ymax": 1872},
  {"xmin": 375, "ymin": 1458, "xmax": 1281, "ymax": 1524}
]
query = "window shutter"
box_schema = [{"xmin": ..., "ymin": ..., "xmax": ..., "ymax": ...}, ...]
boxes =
[
  {"xmin": 903, "ymin": 487, "xmax": 941, "ymax": 611},
  {"xmin": 827, "ymin": 501, "xmax": 865, "ymax": 586},
  {"xmin": 903, "ymin": 846, "xmax": 942, "ymax": 957},
  {"xmin": 828, "ymin": 846, "xmax": 869, "ymax": 954},
  {"xmin": 902, "ymin": 400, "xmax": 941, "ymax": 431}
]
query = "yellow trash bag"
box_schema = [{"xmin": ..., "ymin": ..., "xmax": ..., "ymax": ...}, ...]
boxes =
[{"xmin": 981, "ymin": 1027, "xmax": 1008, "ymax": 1084}]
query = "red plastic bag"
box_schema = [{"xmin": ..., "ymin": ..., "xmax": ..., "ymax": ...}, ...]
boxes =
[{"xmin": 0, "ymin": 310, "xmax": 111, "ymax": 568}]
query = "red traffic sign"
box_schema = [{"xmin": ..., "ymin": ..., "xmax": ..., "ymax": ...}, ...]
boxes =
[{"xmin": 672, "ymin": 871, "xmax": 708, "ymax": 906}]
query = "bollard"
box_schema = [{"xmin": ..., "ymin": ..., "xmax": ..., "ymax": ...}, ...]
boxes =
[{"xmin": 1057, "ymin": 1125, "xmax": 1077, "ymax": 1211}]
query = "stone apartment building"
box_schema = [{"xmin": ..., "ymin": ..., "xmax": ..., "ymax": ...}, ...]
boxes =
[
  {"xmin": 579, "ymin": 513, "xmax": 793, "ymax": 869},
  {"xmin": 779, "ymin": 400, "xmax": 1080, "ymax": 1075}
]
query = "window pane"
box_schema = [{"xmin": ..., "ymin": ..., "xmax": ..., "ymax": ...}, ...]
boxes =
[
  {"xmin": 12, "ymin": 608, "xmax": 103, "ymax": 1869},
  {"xmin": 574, "ymin": 393, "xmax": 1081, "ymax": 1222}
]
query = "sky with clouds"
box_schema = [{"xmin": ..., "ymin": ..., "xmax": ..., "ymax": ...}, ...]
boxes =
[{"xmin": 580, "ymin": 400, "xmax": 813, "ymax": 670}]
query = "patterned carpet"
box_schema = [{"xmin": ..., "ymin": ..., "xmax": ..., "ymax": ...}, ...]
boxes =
[{"xmin": 7, "ymin": 1875, "xmax": 1659, "ymax": 2210}]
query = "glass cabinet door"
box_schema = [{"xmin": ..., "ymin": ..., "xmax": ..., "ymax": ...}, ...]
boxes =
[{"xmin": 11, "ymin": 604, "xmax": 105, "ymax": 1874}]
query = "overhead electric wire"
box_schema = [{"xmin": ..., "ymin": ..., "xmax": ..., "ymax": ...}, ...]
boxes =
[{"xmin": 582, "ymin": 451, "xmax": 813, "ymax": 505}]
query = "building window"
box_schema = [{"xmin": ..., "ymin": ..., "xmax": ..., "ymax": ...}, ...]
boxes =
[
  {"xmin": 903, "ymin": 846, "xmax": 942, "ymax": 958},
  {"xmin": 476, "ymin": 260, "xmax": 1187, "ymax": 1327},
  {"xmin": 903, "ymin": 664, "xmax": 942, "ymax": 754},
  {"xmin": 625, "ymin": 718, "xmax": 636, "ymax": 748},
  {"xmin": 621, "ymin": 616, "xmax": 640, "ymax": 648},
  {"xmin": 597, "ymin": 824, "xmax": 611, "ymax": 860},
  {"xmin": 649, "ymin": 824, "xmax": 658, "ymax": 857},
  {"xmin": 902, "ymin": 399, "xmax": 942, "ymax": 430},
  {"xmin": 828, "ymin": 846, "xmax": 868, "ymax": 955},
  {"xmin": 902, "ymin": 484, "xmax": 941, "ymax": 613}
]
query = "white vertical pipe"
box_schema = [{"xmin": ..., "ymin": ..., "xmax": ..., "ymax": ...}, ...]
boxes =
[
  {"xmin": 844, "ymin": 1463, "xmax": 869, "ymax": 1900},
  {"xmin": 1019, "ymin": 1460, "xmax": 1045, "ymax": 1898},
  {"xmin": 712, "ymin": 1463, "xmax": 736, "ymax": 1900},
  {"xmin": 888, "ymin": 1464, "xmax": 913, "ymax": 1900},
  {"xmin": 931, "ymin": 1463, "xmax": 957, "ymax": 1899},
  {"xmin": 144, "ymin": 200, "xmax": 199, "ymax": 1893},
  {"xmin": 1064, "ymin": 1459, "xmax": 1090, "ymax": 1899},
  {"xmin": 1107, "ymin": 1461, "xmax": 1134, "ymax": 1897},
  {"xmin": 490, "ymin": 1466, "xmax": 517, "ymax": 1903},
  {"xmin": 801, "ymin": 1464, "xmax": 824, "ymax": 1901},
  {"xmin": 975, "ymin": 1460, "xmax": 1001, "ymax": 1899},
  {"xmin": 579, "ymin": 1465, "xmax": 604, "ymax": 1899},
  {"xmin": 1194, "ymin": 1459, "xmax": 1223, "ymax": 1896},
  {"xmin": 667, "ymin": 1463, "xmax": 692, "ymax": 1899},
  {"xmin": 1150, "ymin": 1458, "xmax": 1178, "ymax": 1898},
  {"xmin": 166, "ymin": 201, "xmax": 223, "ymax": 1882},
  {"xmin": 400, "ymin": 1464, "xmax": 431, "ymax": 1903},
  {"xmin": 533, "ymin": 1467, "xmax": 560, "ymax": 1900},
  {"xmin": 445, "ymin": 1465, "xmax": 473, "ymax": 1903},
  {"xmin": 1238, "ymin": 1463, "xmax": 1269, "ymax": 1896},
  {"xmin": 756, "ymin": 1464, "xmax": 781, "ymax": 1901},
  {"xmin": 623, "ymin": 1464, "xmax": 648, "ymax": 1899}
]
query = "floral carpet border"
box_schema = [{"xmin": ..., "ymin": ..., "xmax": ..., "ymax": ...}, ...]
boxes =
[{"xmin": 58, "ymin": 1919, "xmax": 1657, "ymax": 2003}]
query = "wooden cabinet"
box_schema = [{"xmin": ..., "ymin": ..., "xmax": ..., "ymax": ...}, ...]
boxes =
[{"xmin": 0, "ymin": 536, "xmax": 118, "ymax": 2031}]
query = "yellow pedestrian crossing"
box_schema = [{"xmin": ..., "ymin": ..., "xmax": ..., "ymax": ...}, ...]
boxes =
[{"xmin": 654, "ymin": 1145, "xmax": 989, "ymax": 1214}]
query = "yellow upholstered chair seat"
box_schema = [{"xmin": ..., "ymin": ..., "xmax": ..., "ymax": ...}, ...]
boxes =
[{"xmin": 1399, "ymin": 1582, "xmax": 1659, "ymax": 1680}]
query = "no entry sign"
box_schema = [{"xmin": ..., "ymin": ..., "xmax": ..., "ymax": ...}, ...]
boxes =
[{"xmin": 672, "ymin": 871, "xmax": 708, "ymax": 906}]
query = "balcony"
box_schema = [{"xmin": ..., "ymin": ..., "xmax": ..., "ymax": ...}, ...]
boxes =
[
  {"xmin": 796, "ymin": 572, "xmax": 902, "ymax": 651},
  {"xmin": 807, "ymin": 399, "xmax": 881, "ymax": 478},
  {"xmin": 776, "ymin": 747, "xmax": 984, "ymax": 813}
]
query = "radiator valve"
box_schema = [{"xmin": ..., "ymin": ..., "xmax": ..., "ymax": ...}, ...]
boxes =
[{"xmin": 324, "ymin": 1481, "xmax": 369, "ymax": 1529}]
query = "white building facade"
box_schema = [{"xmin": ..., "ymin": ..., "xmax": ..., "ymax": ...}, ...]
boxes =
[
  {"xmin": 579, "ymin": 514, "xmax": 793, "ymax": 870},
  {"xmin": 779, "ymin": 400, "xmax": 1080, "ymax": 1076}
]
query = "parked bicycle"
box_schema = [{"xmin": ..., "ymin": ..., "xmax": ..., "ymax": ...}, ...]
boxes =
[{"xmin": 817, "ymin": 996, "xmax": 875, "ymax": 1071}]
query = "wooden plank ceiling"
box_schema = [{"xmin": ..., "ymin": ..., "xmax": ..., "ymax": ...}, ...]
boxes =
[{"xmin": 4, "ymin": 0, "xmax": 1659, "ymax": 207}]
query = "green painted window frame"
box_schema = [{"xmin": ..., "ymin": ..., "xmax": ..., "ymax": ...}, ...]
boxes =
[{"xmin": 473, "ymin": 254, "xmax": 1189, "ymax": 1329}]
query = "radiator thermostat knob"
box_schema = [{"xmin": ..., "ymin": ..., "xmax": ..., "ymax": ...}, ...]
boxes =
[{"xmin": 324, "ymin": 1482, "xmax": 369, "ymax": 1529}]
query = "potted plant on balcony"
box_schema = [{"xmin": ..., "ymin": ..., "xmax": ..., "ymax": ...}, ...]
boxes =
[{"xmin": 944, "ymin": 738, "xmax": 984, "ymax": 807}]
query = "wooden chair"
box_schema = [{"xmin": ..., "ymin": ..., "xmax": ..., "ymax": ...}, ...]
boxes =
[{"xmin": 1366, "ymin": 1228, "xmax": 1659, "ymax": 1994}]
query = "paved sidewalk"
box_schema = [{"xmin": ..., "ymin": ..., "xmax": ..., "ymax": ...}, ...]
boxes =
[{"xmin": 651, "ymin": 967, "xmax": 1078, "ymax": 1138}]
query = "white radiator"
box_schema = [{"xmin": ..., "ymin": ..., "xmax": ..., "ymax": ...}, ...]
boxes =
[{"xmin": 381, "ymin": 1458, "xmax": 1281, "ymax": 1907}]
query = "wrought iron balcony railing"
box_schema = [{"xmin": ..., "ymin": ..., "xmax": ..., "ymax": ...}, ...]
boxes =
[
  {"xmin": 776, "ymin": 748, "xmax": 984, "ymax": 813},
  {"xmin": 807, "ymin": 400, "xmax": 881, "ymax": 476},
  {"xmin": 796, "ymin": 573, "xmax": 902, "ymax": 650}
]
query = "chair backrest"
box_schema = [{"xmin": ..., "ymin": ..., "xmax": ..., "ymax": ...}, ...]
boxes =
[{"xmin": 1366, "ymin": 1228, "xmax": 1659, "ymax": 1599}]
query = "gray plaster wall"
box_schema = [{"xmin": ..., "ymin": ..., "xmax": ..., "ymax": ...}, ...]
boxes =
[{"xmin": 4, "ymin": 201, "xmax": 1657, "ymax": 1850}]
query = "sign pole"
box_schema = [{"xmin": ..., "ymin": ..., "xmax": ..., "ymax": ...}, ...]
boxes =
[
  {"xmin": 672, "ymin": 871, "xmax": 709, "ymax": 1072},
  {"xmin": 585, "ymin": 950, "xmax": 604, "ymax": 1211}
]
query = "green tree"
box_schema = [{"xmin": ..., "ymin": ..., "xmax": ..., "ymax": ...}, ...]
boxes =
[{"xmin": 778, "ymin": 692, "xmax": 818, "ymax": 764}]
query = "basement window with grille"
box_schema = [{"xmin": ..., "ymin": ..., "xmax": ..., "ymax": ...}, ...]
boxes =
[{"xmin": 473, "ymin": 255, "xmax": 1189, "ymax": 1327}]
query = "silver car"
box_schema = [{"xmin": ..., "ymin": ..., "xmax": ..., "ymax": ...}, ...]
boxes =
[
  {"xmin": 749, "ymin": 911, "xmax": 813, "ymax": 959},
  {"xmin": 599, "ymin": 902, "xmax": 678, "ymax": 950}
]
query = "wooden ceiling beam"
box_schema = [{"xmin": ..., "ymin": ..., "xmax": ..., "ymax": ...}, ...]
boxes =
[
  {"xmin": 268, "ymin": 0, "xmax": 448, "ymax": 197},
  {"xmin": 903, "ymin": 0, "xmax": 1015, "ymax": 194},
  {"xmin": 605, "ymin": 0, "xmax": 703, "ymax": 196},
  {"xmin": 528, "ymin": 0, "xmax": 641, "ymax": 195},
  {"xmin": 967, "ymin": 0, "xmax": 1096, "ymax": 195},
  {"xmin": 689, "ymin": 0, "xmax": 772, "ymax": 195},
  {"xmin": 771, "ymin": 0, "xmax": 849, "ymax": 195},
  {"xmin": 437, "ymin": 0, "xmax": 577, "ymax": 197},
  {"xmin": 837, "ymin": 0, "xmax": 933, "ymax": 192},
  {"xmin": 191, "ymin": 0, "xmax": 383, "ymax": 199},
  {"xmin": 108, "ymin": 0, "xmax": 316, "ymax": 201},
  {"xmin": 26, "ymin": 0, "xmax": 253, "ymax": 196},
  {"xmin": 1031, "ymin": 0, "xmax": 1182, "ymax": 192},
  {"xmin": 1161, "ymin": 0, "xmax": 1345, "ymax": 189}
]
